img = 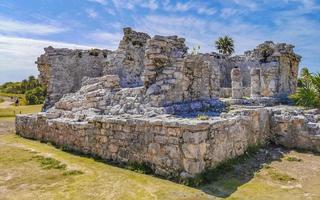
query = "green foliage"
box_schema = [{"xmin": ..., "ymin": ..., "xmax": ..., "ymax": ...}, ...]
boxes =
[
  {"xmin": 89, "ymin": 48, "xmax": 100, "ymax": 56},
  {"xmin": 25, "ymin": 86, "xmax": 46, "ymax": 105},
  {"xmin": 0, "ymin": 98, "xmax": 4, "ymax": 103},
  {"xmin": 257, "ymin": 43, "xmax": 274, "ymax": 62},
  {"xmin": 33, "ymin": 155, "xmax": 67, "ymax": 170},
  {"xmin": 215, "ymin": 36, "xmax": 235, "ymax": 56},
  {"xmin": 290, "ymin": 68, "xmax": 320, "ymax": 108},
  {"xmin": 0, "ymin": 75, "xmax": 46, "ymax": 105},
  {"xmin": 126, "ymin": 161, "xmax": 153, "ymax": 174},
  {"xmin": 197, "ymin": 114, "xmax": 209, "ymax": 120},
  {"xmin": 63, "ymin": 170, "xmax": 84, "ymax": 176},
  {"xmin": 267, "ymin": 168, "xmax": 296, "ymax": 182},
  {"xmin": 0, "ymin": 75, "xmax": 41, "ymax": 94}
]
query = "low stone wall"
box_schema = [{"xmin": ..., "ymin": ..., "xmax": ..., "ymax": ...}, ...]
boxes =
[
  {"xmin": 271, "ymin": 107, "xmax": 320, "ymax": 152},
  {"xmin": 16, "ymin": 108, "xmax": 271, "ymax": 177}
]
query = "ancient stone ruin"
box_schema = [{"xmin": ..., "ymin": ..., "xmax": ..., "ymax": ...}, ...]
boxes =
[{"xmin": 16, "ymin": 28, "xmax": 320, "ymax": 178}]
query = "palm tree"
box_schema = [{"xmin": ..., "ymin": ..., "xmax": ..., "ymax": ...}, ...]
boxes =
[
  {"xmin": 301, "ymin": 67, "xmax": 311, "ymax": 78},
  {"xmin": 215, "ymin": 36, "xmax": 235, "ymax": 56}
]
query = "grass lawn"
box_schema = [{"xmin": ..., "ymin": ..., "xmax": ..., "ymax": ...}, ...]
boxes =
[
  {"xmin": 0, "ymin": 104, "xmax": 42, "ymax": 118},
  {"xmin": 0, "ymin": 104, "xmax": 320, "ymax": 199},
  {"xmin": 0, "ymin": 133, "xmax": 214, "ymax": 200},
  {"xmin": 1, "ymin": 132, "xmax": 320, "ymax": 200}
]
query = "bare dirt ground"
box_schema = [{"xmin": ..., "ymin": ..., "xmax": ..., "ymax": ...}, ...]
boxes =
[
  {"xmin": 0, "ymin": 112, "xmax": 320, "ymax": 199},
  {"xmin": 0, "ymin": 97, "xmax": 13, "ymax": 108}
]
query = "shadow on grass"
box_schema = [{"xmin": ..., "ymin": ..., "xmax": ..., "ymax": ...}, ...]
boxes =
[
  {"xmin": 38, "ymin": 137, "xmax": 287, "ymax": 198},
  {"xmin": 19, "ymin": 134, "xmax": 320, "ymax": 199},
  {"xmin": 197, "ymin": 145, "xmax": 320, "ymax": 198},
  {"xmin": 192, "ymin": 144, "xmax": 287, "ymax": 198}
]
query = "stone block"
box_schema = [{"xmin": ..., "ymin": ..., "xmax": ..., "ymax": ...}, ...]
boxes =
[
  {"xmin": 183, "ymin": 159, "xmax": 205, "ymax": 175},
  {"xmin": 183, "ymin": 131, "xmax": 207, "ymax": 144}
]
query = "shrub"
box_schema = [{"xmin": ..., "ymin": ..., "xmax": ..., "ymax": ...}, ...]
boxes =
[
  {"xmin": 290, "ymin": 68, "xmax": 320, "ymax": 108},
  {"xmin": 25, "ymin": 86, "xmax": 46, "ymax": 105},
  {"xmin": 89, "ymin": 49, "xmax": 99, "ymax": 56},
  {"xmin": 197, "ymin": 114, "xmax": 209, "ymax": 120}
]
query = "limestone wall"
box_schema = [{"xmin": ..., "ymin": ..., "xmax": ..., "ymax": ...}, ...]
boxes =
[
  {"xmin": 104, "ymin": 27, "xmax": 150, "ymax": 88},
  {"xmin": 219, "ymin": 42, "xmax": 300, "ymax": 98},
  {"xmin": 38, "ymin": 28, "xmax": 150, "ymax": 111},
  {"xmin": 37, "ymin": 47, "xmax": 109, "ymax": 110},
  {"xmin": 16, "ymin": 105, "xmax": 320, "ymax": 178},
  {"xmin": 271, "ymin": 107, "xmax": 320, "ymax": 152},
  {"xmin": 37, "ymin": 28, "xmax": 301, "ymax": 110},
  {"xmin": 143, "ymin": 36, "xmax": 221, "ymax": 107},
  {"xmin": 16, "ymin": 107, "xmax": 271, "ymax": 177}
]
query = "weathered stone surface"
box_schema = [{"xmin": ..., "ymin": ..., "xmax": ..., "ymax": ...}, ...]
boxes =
[
  {"xmin": 231, "ymin": 68, "xmax": 243, "ymax": 99},
  {"xmin": 16, "ymin": 107, "xmax": 300, "ymax": 176},
  {"xmin": 270, "ymin": 106, "xmax": 320, "ymax": 152},
  {"xmin": 104, "ymin": 27, "xmax": 150, "ymax": 88},
  {"xmin": 37, "ymin": 47, "xmax": 110, "ymax": 110},
  {"xmin": 250, "ymin": 68, "xmax": 261, "ymax": 98},
  {"xmin": 17, "ymin": 27, "xmax": 316, "ymax": 180}
]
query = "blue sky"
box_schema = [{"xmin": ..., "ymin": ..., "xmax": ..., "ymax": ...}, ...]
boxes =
[{"xmin": 0, "ymin": 0, "xmax": 319, "ymax": 83}]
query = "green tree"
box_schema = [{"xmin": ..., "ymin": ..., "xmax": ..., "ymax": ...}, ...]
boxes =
[
  {"xmin": 25, "ymin": 86, "xmax": 45, "ymax": 105},
  {"xmin": 215, "ymin": 36, "xmax": 235, "ymax": 56}
]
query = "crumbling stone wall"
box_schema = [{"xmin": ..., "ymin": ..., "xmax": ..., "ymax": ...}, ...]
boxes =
[
  {"xmin": 37, "ymin": 47, "xmax": 110, "ymax": 110},
  {"xmin": 143, "ymin": 36, "xmax": 221, "ymax": 107},
  {"xmin": 104, "ymin": 27, "xmax": 150, "ymax": 88},
  {"xmin": 271, "ymin": 107, "xmax": 320, "ymax": 152},
  {"xmin": 143, "ymin": 35, "xmax": 188, "ymax": 106},
  {"xmin": 38, "ymin": 28, "xmax": 301, "ymax": 111},
  {"xmin": 244, "ymin": 42, "xmax": 301, "ymax": 97},
  {"xmin": 38, "ymin": 28, "xmax": 150, "ymax": 110},
  {"xmin": 24, "ymin": 28, "xmax": 311, "ymax": 180},
  {"xmin": 183, "ymin": 54, "xmax": 220, "ymax": 101},
  {"xmin": 217, "ymin": 42, "xmax": 300, "ymax": 98}
]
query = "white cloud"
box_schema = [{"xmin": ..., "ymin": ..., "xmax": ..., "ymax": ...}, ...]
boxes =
[
  {"xmin": 141, "ymin": 0, "xmax": 158, "ymax": 10},
  {"xmin": 88, "ymin": 31, "xmax": 123, "ymax": 50},
  {"xmin": 230, "ymin": 0, "xmax": 258, "ymax": 10},
  {"xmin": 108, "ymin": 0, "xmax": 214, "ymax": 14},
  {"xmin": 197, "ymin": 6, "xmax": 216, "ymax": 15},
  {"xmin": 0, "ymin": 17, "xmax": 66, "ymax": 35},
  {"xmin": 163, "ymin": 1, "xmax": 216, "ymax": 15},
  {"xmin": 135, "ymin": 15, "xmax": 265, "ymax": 54},
  {"xmin": 110, "ymin": 0, "xmax": 158, "ymax": 10},
  {"xmin": 106, "ymin": 8, "xmax": 116, "ymax": 15},
  {"xmin": 86, "ymin": 9, "xmax": 98, "ymax": 18},
  {"xmin": 87, "ymin": 0, "xmax": 107, "ymax": 5},
  {"xmin": 111, "ymin": 0, "xmax": 138, "ymax": 10},
  {"xmin": 135, "ymin": 12, "xmax": 319, "ymax": 72},
  {"xmin": 220, "ymin": 8, "xmax": 240, "ymax": 18}
]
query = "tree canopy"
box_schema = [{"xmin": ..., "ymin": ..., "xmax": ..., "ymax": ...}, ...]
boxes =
[{"xmin": 215, "ymin": 36, "xmax": 235, "ymax": 56}]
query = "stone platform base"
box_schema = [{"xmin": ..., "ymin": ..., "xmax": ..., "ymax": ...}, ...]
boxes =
[{"xmin": 16, "ymin": 106, "xmax": 320, "ymax": 177}]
